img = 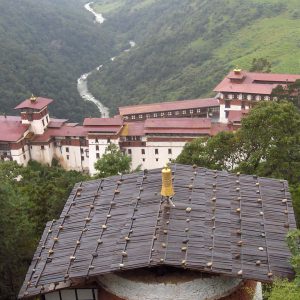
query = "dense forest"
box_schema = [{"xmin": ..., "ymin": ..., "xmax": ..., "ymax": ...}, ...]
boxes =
[
  {"xmin": 0, "ymin": 0, "xmax": 118, "ymax": 122},
  {"xmin": 88, "ymin": 0, "xmax": 300, "ymax": 114}
]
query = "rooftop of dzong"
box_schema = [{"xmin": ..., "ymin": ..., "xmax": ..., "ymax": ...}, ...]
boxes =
[
  {"xmin": 118, "ymin": 98, "xmax": 219, "ymax": 115},
  {"xmin": 214, "ymin": 70, "xmax": 300, "ymax": 95}
]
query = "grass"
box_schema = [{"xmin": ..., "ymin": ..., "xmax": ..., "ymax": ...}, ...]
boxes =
[{"xmin": 215, "ymin": 15, "xmax": 300, "ymax": 74}]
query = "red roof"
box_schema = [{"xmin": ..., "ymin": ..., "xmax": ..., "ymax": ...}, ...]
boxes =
[
  {"xmin": 0, "ymin": 116, "xmax": 29, "ymax": 142},
  {"xmin": 83, "ymin": 116, "xmax": 122, "ymax": 126},
  {"xmin": 32, "ymin": 126, "xmax": 87, "ymax": 143},
  {"xmin": 214, "ymin": 71, "xmax": 300, "ymax": 95},
  {"xmin": 47, "ymin": 119, "xmax": 68, "ymax": 128},
  {"xmin": 228, "ymin": 110, "xmax": 249, "ymax": 123},
  {"xmin": 124, "ymin": 122, "xmax": 145, "ymax": 136},
  {"xmin": 145, "ymin": 118, "xmax": 211, "ymax": 129},
  {"xmin": 85, "ymin": 126, "xmax": 123, "ymax": 134},
  {"xmin": 119, "ymin": 98, "xmax": 219, "ymax": 115},
  {"xmin": 210, "ymin": 123, "xmax": 231, "ymax": 135},
  {"xmin": 14, "ymin": 97, "xmax": 53, "ymax": 110},
  {"xmin": 144, "ymin": 118, "xmax": 212, "ymax": 135}
]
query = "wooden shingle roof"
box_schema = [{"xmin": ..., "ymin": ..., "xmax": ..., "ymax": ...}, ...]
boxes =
[{"xmin": 19, "ymin": 164, "xmax": 296, "ymax": 298}]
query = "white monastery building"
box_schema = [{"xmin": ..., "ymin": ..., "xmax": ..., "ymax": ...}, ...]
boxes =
[{"xmin": 1, "ymin": 70, "xmax": 300, "ymax": 174}]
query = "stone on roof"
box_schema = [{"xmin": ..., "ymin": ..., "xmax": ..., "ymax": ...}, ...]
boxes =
[{"xmin": 19, "ymin": 164, "xmax": 296, "ymax": 298}]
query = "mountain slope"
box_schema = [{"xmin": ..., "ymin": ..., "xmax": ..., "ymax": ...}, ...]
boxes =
[
  {"xmin": 88, "ymin": 0, "xmax": 300, "ymax": 114},
  {"xmin": 0, "ymin": 0, "xmax": 116, "ymax": 121}
]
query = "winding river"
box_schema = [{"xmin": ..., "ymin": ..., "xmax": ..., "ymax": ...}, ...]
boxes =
[{"xmin": 77, "ymin": 2, "xmax": 135, "ymax": 118}]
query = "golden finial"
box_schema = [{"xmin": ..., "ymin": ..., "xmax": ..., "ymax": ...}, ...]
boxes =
[
  {"xmin": 30, "ymin": 94, "xmax": 37, "ymax": 102},
  {"xmin": 161, "ymin": 164, "xmax": 175, "ymax": 197},
  {"xmin": 233, "ymin": 66, "xmax": 241, "ymax": 74}
]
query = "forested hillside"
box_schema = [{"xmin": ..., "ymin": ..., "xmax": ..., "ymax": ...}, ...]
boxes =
[
  {"xmin": 88, "ymin": 0, "xmax": 300, "ymax": 114},
  {"xmin": 0, "ymin": 0, "xmax": 116, "ymax": 121}
]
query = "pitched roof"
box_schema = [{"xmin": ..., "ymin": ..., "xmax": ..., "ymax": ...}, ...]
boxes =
[
  {"xmin": 14, "ymin": 97, "xmax": 53, "ymax": 110},
  {"xmin": 83, "ymin": 116, "xmax": 123, "ymax": 127},
  {"xmin": 0, "ymin": 116, "xmax": 29, "ymax": 142},
  {"xmin": 47, "ymin": 119, "xmax": 68, "ymax": 129},
  {"xmin": 144, "ymin": 118, "xmax": 212, "ymax": 135},
  {"xmin": 214, "ymin": 71, "xmax": 300, "ymax": 95},
  {"xmin": 32, "ymin": 126, "xmax": 87, "ymax": 143},
  {"xmin": 228, "ymin": 110, "xmax": 249, "ymax": 123},
  {"xmin": 19, "ymin": 164, "xmax": 296, "ymax": 298},
  {"xmin": 119, "ymin": 98, "xmax": 219, "ymax": 115}
]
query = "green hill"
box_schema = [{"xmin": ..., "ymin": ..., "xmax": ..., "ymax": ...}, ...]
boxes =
[
  {"xmin": 88, "ymin": 0, "xmax": 300, "ymax": 114},
  {"xmin": 0, "ymin": 0, "xmax": 116, "ymax": 121}
]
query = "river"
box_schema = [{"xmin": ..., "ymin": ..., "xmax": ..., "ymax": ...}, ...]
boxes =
[{"xmin": 77, "ymin": 2, "xmax": 135, "ymax": 118}]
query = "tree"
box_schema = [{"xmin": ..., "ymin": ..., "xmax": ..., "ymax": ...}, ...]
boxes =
[
  {"xmin": 176, "ymin": 131, "xmax": 241, "ymax": 171},
  {"xmin": 177, "ymin": 101, "xmax": 300, "ymax": 226},
  {"xmin": 249, "ymin": 57, "xmax": 272, "ymax": 73},
  {"xmin": 272, "ymin": 79, "xmax": 300, "ymax": 109},
  {"xmin": 0, "ymin": 161, "xmax": 88, "ymax": 299},
  {"xmin": 267, "ymin": 230, "xmax": 300, "ymax": 300},
  {"xmin": 94, "ymin": 143, "xmax": 132, "ymax": 178}
]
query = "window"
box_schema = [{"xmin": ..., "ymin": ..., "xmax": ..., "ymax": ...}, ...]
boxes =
[
  {"xmin": 238, "ymin": 94, "xmax": 243, "ymax": 100},
  {"xmin": 131, "ymin": 115, "xmax": 135, "ymax": 120},
  {"xmin": 197, "ymin": 109, "xmax": 201, "ymax": 113},
  {"xmin": 139, "ymin": 114, "xmax": 143, "ymax": 119},
  {"xmin": 155, "ymin": 149, "xmax": 159, "ymax": 155},
  {"xmin": 264, "ymin": 96, "xmax": 270, "ymax": 101},
  {"xmin": 156, "ymin": 158, "xmax": 159, "ymax": 162},
  {"xmin": 96, "ymin": 145, "xmax": 99, "ymax": 151},
  {"xmin": 42, "ymin": 119, "xmax": 45, "ymax": 126},
  {"xmin": 128, "ymin": 149, "xmax": 132, "ymax": 155},
  {"xmin": 41, "ymin": 145, "xmax": 45, "ymax": 150},
  {"xmin": 169, "ymin": 158, "xmax": 172, "ymax": 162},
  {"xmin": 167, "ymin": 111, "xmax": 172, "ymax": 116},
  {"xmin": 225, "ymin": 100, "xmax": 231, "ymax": 108},
  {"xmin": 182, "ymin": 110, "xmax": 186, "ymax": 115},
  {"xmin": 241, "ymin": 101, "xmax": 246, "ymax": 109},
  {"xmin": 153, "ymin": 113, "xmax": 158, "ymax": 118},
  {"xmin": 81, "ymin": 156, "xmax": 84, "ymax": 161},
  {"xmin": 189, "ymin": 109, "xmax": 194, "ymax": 114},
  {"xmin": 96, "ymin": 153, "xmax": 100, "ymax": 159},
  {"xmin": 46, "ymin": 116, "xmax": 49, "ymax": 123},
  {"xmin": 66, "ymin": 147, "xmax": 69, "ymax": 153},
  {"xmin": 81, "ymin": 148, "xmax": 84, "ymax": 154},
  {"xmin": 107, "ymin": 138, "xmax": 111, "ymax": 143},
  {"xmin": 141, "ymin": 149, "xmax": 145, "ymax": 155},
  {"xmin": 95, "ymin": 138, "xmax": 99, "ymax": 143},
  {"xmin": 168, "ymin": 148, "xmax": 172, "ymax": 154},
  {"xmin": 225, "ymin": 111, "xmax": 229, "ymax": 118},
  {"xmin": 22, "ymin": 146, "xmax": 25, "ymax": 152},
  {"xmin": 160, "ymin": 112, "xmax": 165, "ymax": 117},
  {"xmin": 66, "ymin": 155, "xmax": 69, "ymax": 160},
  {"xmin": 124, "ymin": 116, "xmax": 129, "ymax": 120},
  {"xmin": 247, "ymin": 94, "xmax": 252, "ymax": 101},
  {"xmin": 146, "ymin": 114, "xmax": 150, "ymax": 118},
  {"xmin": 175, "ymin": 111, "xmax": 179, "ymax": 115},
  {"xmin": 142, "ymin": 158, "xmax": 145, "ymax": 162}
]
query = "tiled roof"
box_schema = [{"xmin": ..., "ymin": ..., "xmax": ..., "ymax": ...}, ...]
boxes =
[
  {"xmin": 0, "ymin": 116, "xmax": 29, "ymax": 142},
  {"xmin": 14, "ymin": 97, "xmax": 53, "ymax": 110},
  {"xmin": 214, "ymin": 71, "xmax": 300, "ymax": 95},
  {"xmin": 19, "ymin": 164, "xmax": 296, "ymax": 298},
  {"xmin": 119, "ymin": 98, "xmax": 219, "ymax": 115}
]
